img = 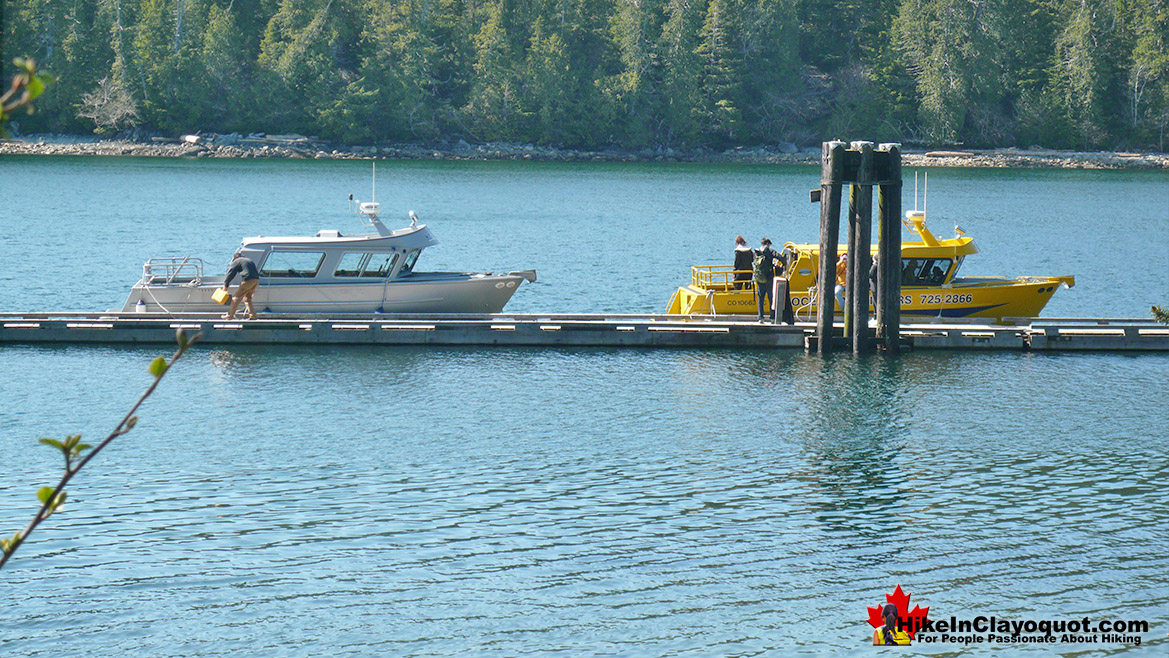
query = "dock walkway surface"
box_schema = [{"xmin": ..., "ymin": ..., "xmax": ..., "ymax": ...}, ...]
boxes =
[{"xmin": 1, "ymin": 313, "xmax": 1167, "ymax": 351}]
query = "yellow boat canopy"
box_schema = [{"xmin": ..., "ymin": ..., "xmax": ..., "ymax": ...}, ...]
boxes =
[{"xmin": 784, "ymin": 210, "xmax": 980, "ymax": 260}]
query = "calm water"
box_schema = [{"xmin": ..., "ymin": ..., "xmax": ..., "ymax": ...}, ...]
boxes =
[{"xmin": 1, "ymin": 156, "xmax": 1167, "ymax": 655}]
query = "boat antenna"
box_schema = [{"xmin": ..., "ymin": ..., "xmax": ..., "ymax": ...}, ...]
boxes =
[
  {"xmin": 349, "ymin": 164, "xmax": 391, "ymax": 237},
  {"xmin": 914, "ymin": 171, "xmax": 919, "ymax": 211},
  {"xmin": 924, "ymin": 171, "xmax": 928, "ymax": 217},
  {"xmin": 372, "ymin": 161, "xmax": 376, "ymax": 203}
]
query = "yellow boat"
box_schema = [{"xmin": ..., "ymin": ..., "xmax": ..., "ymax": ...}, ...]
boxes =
[{"xmin": 666, "ymin": 210, "xmax": 1074, "ymax": 321}]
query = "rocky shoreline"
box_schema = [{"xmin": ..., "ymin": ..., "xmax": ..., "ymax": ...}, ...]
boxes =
[{"xmin": 2, "ymin": 133, "xmax": 1167, "ymax": 169}]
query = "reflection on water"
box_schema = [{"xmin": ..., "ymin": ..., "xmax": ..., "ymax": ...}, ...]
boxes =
[{"xmin": 2, "ymin": 345, "xmax": 1167, "ymax": 655}]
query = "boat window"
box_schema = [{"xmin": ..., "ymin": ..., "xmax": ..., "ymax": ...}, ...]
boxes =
[
  {"xmin": 334, "ymin": 252, "xmax": 371, "ymax": 277},
  {"xmin": 261, "ymin": 251, "xmax": 326, "ymax": 278},
  {"xmin": 362, "ymin": 253, "xmax": 399, "ymax": 278},
  {"xmin": 400, "ymin": 249, "xmax": 421, "ymax": 274},
  {"xmin": 901, "ymin": 258, "xmax": 952, "ymax": 285},
  {"xmin": 950, "ymin": 257, "xmax": 964, "ymax": 279}
]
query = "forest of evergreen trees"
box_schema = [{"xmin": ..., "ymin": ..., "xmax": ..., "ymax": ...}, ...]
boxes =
[{"xmin": 4, "ymin": 0, "xmax": 1168, "ymax": 150}]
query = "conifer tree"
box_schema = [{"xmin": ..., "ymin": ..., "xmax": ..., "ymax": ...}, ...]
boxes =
[
  {"xmin": 465, "ymin": 0, "xmax": 529, "ymax": 140},
  {"xmin": 200, "ymin": 3, "xmax": 254, "ymax": 131},
  {"xmin": 894, "ymin": 0, "xmax": 1003, "ymax": 144},
  {"xmin": 1047, "ymin": 0, "xmax": 1121, "ymax": 148},
  {"xmin": 696, "ymin": 0, "xmax": 743, "ymax": 143},
  {"xmin": 657, "ymin": 0, "xmax": 703, "ymax": 144}
]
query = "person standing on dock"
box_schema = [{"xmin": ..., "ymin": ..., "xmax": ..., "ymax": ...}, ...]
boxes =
[
  {"xmin": 221, "ymin": 252, "xmax": 260, "ymax": 320},
  {"xmin": 733, "ymin": 235, "xmax": 753, "ymax": 290},
  {"xmin": 752, "ymin": 238, "xmax": 781, "ymax": 322}
]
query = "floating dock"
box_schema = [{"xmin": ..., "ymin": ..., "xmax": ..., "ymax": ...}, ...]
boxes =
[{"xmin": 1, "ymin": 313, "xmax": 1167, "ymax": 351}]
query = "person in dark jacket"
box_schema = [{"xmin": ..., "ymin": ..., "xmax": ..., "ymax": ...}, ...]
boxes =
[
  {"xmin": 221, "ymin": 251, "xmax": 260, "ymax": 320},
  {"xmin": 753, "ymin": 238, "xmax": 781, "ymax": 322},
  {"xmin": 733, "ymin": 235, "xmax": 753, "ymax": 290}
]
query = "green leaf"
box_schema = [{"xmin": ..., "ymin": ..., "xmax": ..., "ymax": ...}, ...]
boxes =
[
  {"xmin": 38, "ymin": 438, "xmax": 65, "ymax": 451},
  {"xmin": 26, "ymin": 76, "xmax": 44, "ymax": 100},
  {"xmin": 149, "ymin": 356, "xmax": 167, "ymax": 378},
  {"xmin": 37, "ymin": 488, "xmax": 66, "ymax": 515},
  {"xmin": 126, "ymin": 416, "xmax": 138, "ymax": 430},
  {"xmin": 1, "ymin": 531, "xmax": 22, "ymax": 554},
  {"xmin": 176, "ymin": 328, "xmax": 189, "ymax": 349},
  {"xmin": 75, "ymin": 443, "xmax": 92, "ymax": 453}
]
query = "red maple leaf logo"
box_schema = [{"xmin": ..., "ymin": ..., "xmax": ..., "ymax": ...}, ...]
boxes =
[{"xmin": 867, "ymin": 584, "xmax": 930, "ymax": 640}]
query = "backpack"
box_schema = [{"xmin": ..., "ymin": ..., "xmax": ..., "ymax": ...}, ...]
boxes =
[{"xmin": 753, "ymin": 250, "xmax": 774, "ymax": 281}]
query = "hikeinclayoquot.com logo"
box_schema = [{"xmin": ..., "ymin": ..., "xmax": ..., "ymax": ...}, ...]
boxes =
[{"xmin": 867, "ymin": 585, "xmax": 1149, "ymax": 647}]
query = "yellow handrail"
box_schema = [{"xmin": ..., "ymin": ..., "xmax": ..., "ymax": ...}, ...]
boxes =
[{"xmin": 691, "ymin": 265, "xmax": 755, "ymax": 290}]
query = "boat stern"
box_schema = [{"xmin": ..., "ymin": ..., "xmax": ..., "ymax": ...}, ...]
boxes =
[{"xmin": 666, "ymin": 286, "xmax": 712, "ymax": 314}]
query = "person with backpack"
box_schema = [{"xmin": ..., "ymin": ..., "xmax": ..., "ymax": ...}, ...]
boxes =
[{"xmin": 752, "ymin": 238, "xmax": 782, "ymax": 322}]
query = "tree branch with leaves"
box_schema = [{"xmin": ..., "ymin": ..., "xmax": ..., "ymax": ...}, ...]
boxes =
[
  {"xmin": 0, "ymin": 58, "xmax": 54, "ymax": 138},
  {"xmin": 0, "ymin": 329, "xmax": 200, "ymax": 570}
]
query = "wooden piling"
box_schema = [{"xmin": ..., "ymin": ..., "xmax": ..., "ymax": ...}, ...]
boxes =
[
  {"xmin": 813, "ymin": 140, "xmax": 902, "ymax": 355},
  {"xmin": 876, "ymin": 143, "xmax": 902, "ymax": 353},
  {"xmin": 816, "ymin": 141, "xmax": 845, "ymax": 354},
  {"xmin": 849, "ymin": 141, "xmax": 874, "ymax": 353},
  {"xmin": 851, "ymin": 182, "xmax": 860, "ymax": 338}
]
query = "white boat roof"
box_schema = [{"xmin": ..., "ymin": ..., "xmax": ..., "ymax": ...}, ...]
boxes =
[{"xmin": 240, "ymin": 223, "xmax": 439, "ymax": 251}]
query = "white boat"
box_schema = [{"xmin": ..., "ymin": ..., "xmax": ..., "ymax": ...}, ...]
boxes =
[{"xmin": 121, "ymin": 201, "xmax": 536, "ymax": 314}]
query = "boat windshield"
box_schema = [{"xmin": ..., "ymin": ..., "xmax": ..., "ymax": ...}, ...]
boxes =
[
  {"xmin": 901, "ymin": 257, "xmax": 952, "ymax": 285},
  {"xmin": 363, "ymin": 253, "xmax": 398, "ymax": 278},
  {"xmin": 400, "ymin": 249, "xmax": 421, "ymax": 275}
]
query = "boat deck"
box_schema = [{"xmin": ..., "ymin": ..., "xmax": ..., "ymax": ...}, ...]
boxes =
[{"xmin": 1, "ymin": 313, "xmax": 1167, "ymax": 351}]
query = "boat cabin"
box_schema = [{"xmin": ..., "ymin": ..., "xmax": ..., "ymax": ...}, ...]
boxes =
[
  {"xmin": 780, "ymin": 210, "xmax": 979, "ymax": 295},
  {"xmin": 234, "ymin": 222, "xmax": 439, "ymax": 285}
]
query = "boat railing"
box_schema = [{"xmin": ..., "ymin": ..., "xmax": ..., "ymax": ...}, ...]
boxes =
[
  {"xmin": 691, "ymin": 265, "xmax": 755, "ymax": 291},
  {"xmin": 143, "ymin": 257, "xmax": 205, "ymax": 285}
]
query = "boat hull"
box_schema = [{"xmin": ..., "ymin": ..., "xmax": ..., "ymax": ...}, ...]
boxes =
[
  {"xmin": 122, "ymin": 274, "xmax": 527, "ymax": 314},
  {"xmin": 667, "ymin": 276, "xmax": 1074, "ymax": 321}
]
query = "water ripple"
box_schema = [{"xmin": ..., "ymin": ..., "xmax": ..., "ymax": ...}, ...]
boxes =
[{"xmin": 2, "ymin": 342, "xmax": 1167, "ymax": 654}]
